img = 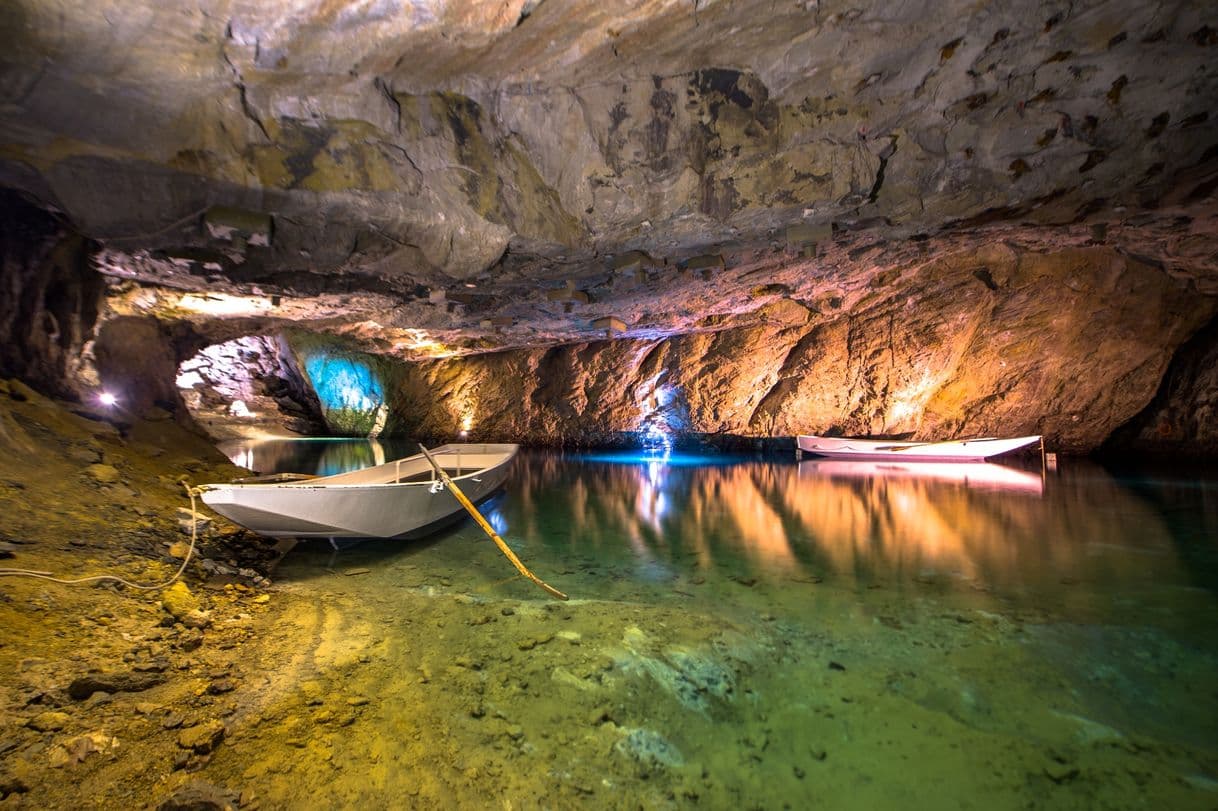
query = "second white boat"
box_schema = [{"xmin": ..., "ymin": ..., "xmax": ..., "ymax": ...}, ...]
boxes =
[{"xmin": 797, "ymin": 434, "xmax": 1042, "ymax": 462}]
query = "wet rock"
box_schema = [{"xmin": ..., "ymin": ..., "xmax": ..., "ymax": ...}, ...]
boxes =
[
  {"xmin": 133, "ymin": 657, "xmax": 171, "ymax": 673},
  {"xmin": 68, "ymin": 671, "xmax": 166, "ymax": 700},
  {"xmin": 180, "ymin": 609, "xmax": 212, "ymax": 630},
  {"xmin": 177, "ymin": 720, "xmax": 225, "ymax": 754},
  {"xmin": 155, "ymin": 780, "xmax": 241, "ymax": 811},
  {"xmin": 615, "ymin": 728, "xmax": 684, "ymax": 769},
  {"xmin": 0, "ymin": 773, "xmax": 29, "ymax": 798},
  {"xmin": 1044, "ymin": 756, "xmax": 1080, "ymax": 783},
  {"xmin": 177, "ymin": 508, "xmax": 211, "ymax": 535},
  {"xmin": 83, "ymin": 464, "xmax": 120, "ymax": 484},
  {"xmin": 160, "ymin": 582, "xmax": 202, "ymax": 621},
  {"xmin": 26, "ymin": 711, "xmax": 71, "ymax": 732},
  {"xmin": 518, "ymin": 633, "xmax": 554, "ymax": 651},
  {"xmin": 48, "ymin": 732, "xmax": 119, "ymax": 766},
  {"xmin": 177, "ymin": 628, "xmax": 204, "ymax": 651}
]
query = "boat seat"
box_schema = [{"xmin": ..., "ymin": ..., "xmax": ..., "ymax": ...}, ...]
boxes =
[{"xmin": 393, "ymin": 468, "xmax": 472, "ymax": 484}]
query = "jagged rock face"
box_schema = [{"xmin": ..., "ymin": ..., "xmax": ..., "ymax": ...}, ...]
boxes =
[
  {"xmin": 2, "ymin": 1, "xmax": 1217, "ymax": 451},
  {"xmin": 177, "ymin": 335, "xmax": 324, "ymax": 439},
  {"xmin": 1106, "ymin": 317, "xmax": 1218, "ymax": 457},
  {"xmin": 389, "ymin": 247, "xmax": 1212, "ymax": 452},
  {"xmin": 0, "ymin": 191, "xmax": 103, "ymax": 399}
]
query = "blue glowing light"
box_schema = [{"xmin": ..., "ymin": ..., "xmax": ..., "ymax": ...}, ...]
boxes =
[
  {"xmin": 305, "ymin": 354, "xmax": 383, "ymax": 411},
  {"xmin": 302, "ymin": 351, "xmax": 386, "ymax": 434}
]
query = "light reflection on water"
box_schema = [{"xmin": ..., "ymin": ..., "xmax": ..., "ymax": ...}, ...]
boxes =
[
  {"xmin": 211, "ymin": 438, "xmax": 1218, "ymax": 807},
  {"xmin": 217, "ymin": 438, "xmax": 1218, "ymax": 627}
]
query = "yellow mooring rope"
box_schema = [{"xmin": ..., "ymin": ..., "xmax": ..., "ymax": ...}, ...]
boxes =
[
  {"xmin": 418, "ymin": 444, "xmax": 568, "ymax": 601},
  {"xmin": 0, "ymin": 482, "xmax": 204, "ymax": 591}
]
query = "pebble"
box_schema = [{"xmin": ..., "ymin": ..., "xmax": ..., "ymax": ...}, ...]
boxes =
[
  {"xmin": 180, "ymin": 610, "xmax": 212, "ymax": 630},
  {"xmin": 518, "ymin": 633, "xmax": 554, "ymax": 651},
  {"xmin": 177, "ymin": 720, "xmax": 226, "ymax": 754},
  {"xmin": 346, "ymin": 696, "xmax": 369, "ymax": 707},
  {"xmin": 83, "ymin": 464, "xmax": 121, "ymax": 484},
  {"xmin": 26, "ymin": 711, "xmax": 70, "ymax": 733},
  {"xmin": 1044, "ymin": 759, "xmax": 1079, "ymax": 783},
  {"xmin": 156, "ymin": 779, "xmax": 240, "ymax": 809},
  {"xmin": 208, "ymin": 680, "xmax": 235, "ymax": 695},
  {"xmin": 344, "ymin": 568, "xmax": 371, "ymax": 576},
  {"xmin": 176, "ymin": 629, "xmax": 204, "ymax": 652},
  {"xmin": 160, "ymin": 583, "xmax": 202, "ymax": 621},
  {"xmin": 162, "ymin": 713, "xmax": 185, "ymax": 730}
]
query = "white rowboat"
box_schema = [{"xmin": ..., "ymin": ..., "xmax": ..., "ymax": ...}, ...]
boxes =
[
  {"xmin": 797, "ymin": 434, "xmax": 1041, "ymax": 462},
  {"xmin": 200, "ymin": 443, "xmax": 518, "ymax": 540}
]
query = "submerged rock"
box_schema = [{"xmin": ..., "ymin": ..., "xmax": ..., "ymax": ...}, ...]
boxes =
[
  {"xmin": 155, "ymin": 780, "xmax": 241, "ymax": 811},
  {"xmin": 615, "ymin": 728, "xmax": 684, "ymax": 769},
  {"xmin": 618, "ymin": 626, "xmax": 737, "ymax": 712}
]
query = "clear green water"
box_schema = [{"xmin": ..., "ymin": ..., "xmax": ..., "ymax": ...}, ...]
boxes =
[{"xmin": 215, "ymin": 439, "xmax": 1218, "ymax": 809}]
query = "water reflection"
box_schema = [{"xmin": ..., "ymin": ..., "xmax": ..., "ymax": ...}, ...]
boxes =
[
  {"xmin": 218, "ymin": 437, "xmax": 389, "ymax": 478},
  {"xmin": 800, "ymin": 459, "xmax": 1044, "ymax": 494},
  {"xmin": 219, "ymin": 438, "xmax": 1213, "ymax": 619},
  {"xmin": 508, "ymin": 452, "xmax": 1199, "ymax": 616}
]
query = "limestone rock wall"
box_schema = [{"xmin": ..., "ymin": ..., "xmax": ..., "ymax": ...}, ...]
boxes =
[
  {"xmin": 177, "ymin": 335, "xmax": 325, "ymax": 439},
  {"xmin": 0, "ymin": 190, "xmax": 103, "ymax": 399},
  {"xmin": 1, "ymin": 0, "xmax": 1214, "ymax": 314},
  {"xmin": 1104, "ymin": 316, "xmax": 1218, "ymax": 457},
  {"xmin": 392, "ymin": 247, "xmax": 1213, "ymax": 453}
]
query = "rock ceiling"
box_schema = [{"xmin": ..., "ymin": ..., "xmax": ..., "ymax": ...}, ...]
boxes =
[{"xmin": 2, "ymin": 0, "xmax": 1216, "ymax": 362}]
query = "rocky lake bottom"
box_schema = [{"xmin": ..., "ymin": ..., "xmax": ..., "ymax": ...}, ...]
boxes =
[{"xmin": 1, "ymin": 397, "xmax": 1217, "ymax": 809}]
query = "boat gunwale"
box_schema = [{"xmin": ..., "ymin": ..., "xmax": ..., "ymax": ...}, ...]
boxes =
[{"xmin": 201, "ymin": 444, "xmax": 518, "ymax": 493}]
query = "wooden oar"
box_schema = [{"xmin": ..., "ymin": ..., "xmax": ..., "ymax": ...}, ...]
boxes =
[{"xmin": 418, "ymin": 443, "xmax": 568, "ymax": 601}]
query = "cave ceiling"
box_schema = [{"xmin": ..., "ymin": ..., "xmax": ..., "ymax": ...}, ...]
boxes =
[{"xmin": 2, "ymin": 0, "xmax": 1216, "ymax": 361}]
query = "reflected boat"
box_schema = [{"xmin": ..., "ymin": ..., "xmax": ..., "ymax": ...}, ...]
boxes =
[
  {"xmin": 800, "ymin": 459, "xmax": 1044, "ymax": 495},
  {"xmin": 797, "ymin": 434, "xmax": 1042, "ymax": 461},
  {"xmin": 200, "ymin": 443, "xmax": 518, "ymax": 540}
]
